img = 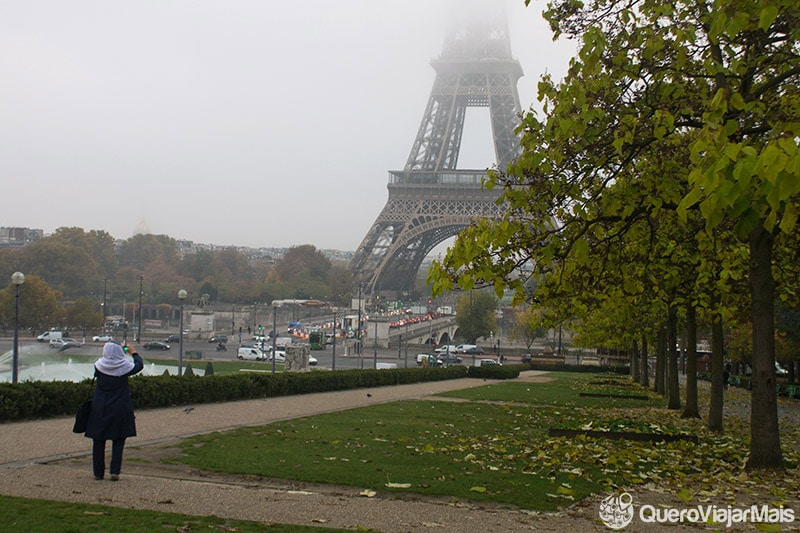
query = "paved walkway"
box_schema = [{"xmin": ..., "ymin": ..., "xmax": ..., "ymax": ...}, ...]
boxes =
[{"xmin": 0, "ymin": 372, "xmax": 769, "ymax": 532}]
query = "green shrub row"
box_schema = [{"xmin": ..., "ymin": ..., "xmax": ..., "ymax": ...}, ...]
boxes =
[
  {"xmin": 466, "ymin": 364, "xmax": 521, "ymax": 380},
  {"xmin": 524, "ymin": 362, "xmax": 630, "ymax": 374},
  {"xmin": 0, "ymin": 365, "xmax": 473, "ymax": 423}
]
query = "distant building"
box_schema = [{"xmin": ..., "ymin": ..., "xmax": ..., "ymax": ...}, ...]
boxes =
[{"xmin": 0, "ymin": 227, "xmax": 44, "ymax": 248}]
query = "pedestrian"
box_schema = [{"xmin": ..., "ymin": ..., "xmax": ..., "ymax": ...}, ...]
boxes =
[{"xmin": 85, "ymin": 341, "xmax": 143, "ymax": 481}]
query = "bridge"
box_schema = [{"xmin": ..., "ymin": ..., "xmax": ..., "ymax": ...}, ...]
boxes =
[{"xmin": 367, "ymin": 314, "xmax": 458, "ymax": 350}]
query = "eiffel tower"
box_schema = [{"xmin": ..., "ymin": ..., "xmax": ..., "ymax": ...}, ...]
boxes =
[{"xmin": 350, "ymin": 0, "xmax": 523, "ymax": 298}]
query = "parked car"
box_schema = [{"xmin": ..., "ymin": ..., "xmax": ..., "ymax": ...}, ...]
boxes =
[
  {"xmin": 308, "ymin": 355, "xmax": 318, "ymax": 366},
  {"xmin": 416, "ymin": 353, "xmax": 436, "ymax": 366},
  {"xmin": 744, "ymin": 362, "xmax": 789, "ymax": 376},
  {"xmin": 434, "ymin": 345, "xmax": 458, "ymax": 354},
  {"xmin": 49, "ymin": 338, "xmax": 81, "ymax": 350},
  {"xmin": 478, "ymin": 358, "xmax": 501, "ymax": 366},
  {"xmin": 37, "ymin": 331, "xmax": 63, "ymax": 343},
  {"xmin": 209, "ymin": 335, "xmax": 228, "ymax": 344},
  {"xmin": 238, "ymin": 346, "xmax": 267, "ymax": 361},
  {"xmin": 269, "ymin": 350, "xmax": 287, "ymax": 363},
  {"xmin": 455, "ymin": 344, "xmax": 477, "ymax": 354},
  {"xmin": 143, "ymin": 341, "xmax": 171, "ymax": 351},
  {"xmin": 164, "ymin": 334, "xmax": 181, "ymax": 343},
  {"xmin": 463, "ymin": 346, "xmax": 484, "ymax": 355},
  {"xmin": 521, "ymin": 354, "xmax": 532, "ymax": 363},
  {"xmin": 92, "ymin": 334, "xmax": 114, "ymax": 342},
  {"xmin": 437, "ymin": 353, "xmax": 463, "ymax": 365},
  {"xmin": 251, "ymin": 335, "xmax": 269, "ymax": 346}
]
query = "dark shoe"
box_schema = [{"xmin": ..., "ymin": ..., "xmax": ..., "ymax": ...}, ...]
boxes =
[
  {"xmin": 109, "ymin": 474, "xmax": 119, "ymax": 481},
  {"xmin": 94, "ymin": 476, "xmax": 103, "ymax": 481}
]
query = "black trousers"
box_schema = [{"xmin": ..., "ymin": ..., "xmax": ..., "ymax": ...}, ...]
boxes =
[{"xmin": 92, "ymin": 438, "xmax": 126, "ymax": 477}]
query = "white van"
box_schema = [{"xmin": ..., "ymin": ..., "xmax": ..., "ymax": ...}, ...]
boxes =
[
  {"xmin": 275, "ymin": 337, "xmax": 293, "ymax": 349},
  {"xmin": 434, "ymin": 345, "xmax": 457, "ymax": 354},
  {"xmin": 37, "ymin": 330, "xmax": 63, "ymax": 343},
  {"xmin": 237, "ymin": 346, "xmax": 267, "ymax": 361},
  {"xmin": 416, "ymin": 353, "xmax": 436, "ymax": 366}
]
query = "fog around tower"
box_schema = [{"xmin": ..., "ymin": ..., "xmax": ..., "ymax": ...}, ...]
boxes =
[{"xmin": 0, "ymin": 0, "xmax": 575, "ymax": 250}]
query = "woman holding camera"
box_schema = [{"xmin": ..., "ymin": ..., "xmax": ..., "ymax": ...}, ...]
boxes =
[{"xmin": 85, "ymin": 342, "xmax": 143, "ymax": 481}]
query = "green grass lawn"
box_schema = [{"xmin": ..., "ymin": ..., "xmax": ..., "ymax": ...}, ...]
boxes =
[
  {"xmin": 435, "ymin": 371, "xmax": 667, "ymax": 408},
  {"xmin": 168, "ymin": 372, "xmax": 795, "ymax": 513},
  {"xmin": 0, "ymin": 494, "xmax": 357, "ymax": 533}
]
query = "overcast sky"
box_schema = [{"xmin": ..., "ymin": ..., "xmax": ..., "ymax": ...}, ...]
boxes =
[{"xmin": 1, "ymin": 0, "xmax": 576, "ymax": 251}]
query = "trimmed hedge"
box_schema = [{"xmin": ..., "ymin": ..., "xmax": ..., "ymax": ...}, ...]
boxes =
[
  {"xmin": 526, "ymin": 363, "xmax": 630, "ymax": 374},
  {"xmin": 0, "ymin": 365, "xmax": 471, "ymax": 423},
  {"xmin": 5, "ymin": 362, "xmax": 629, "ymax": 423},
  {"xmin": 467, "ymin": 364, "xmax": 521, "ymax": 380}
]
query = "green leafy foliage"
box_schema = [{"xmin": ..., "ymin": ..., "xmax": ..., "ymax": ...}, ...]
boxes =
[{"xmin": 0, "ymin": 495, "xmax": 343, "ymax": 532}]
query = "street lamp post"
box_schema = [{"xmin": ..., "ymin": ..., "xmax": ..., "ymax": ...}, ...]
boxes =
[
  {"xmin": 137, "ymin": 275, "xmax": 144, "ymax": 342},
  {"xmin": 178, "ymin": 289, "xmax": 187, "ymax": 376},
  {"xmin": 121, "ymin": 293, "xmax": 127, "ymax": 344},
  {"xmin": 331, "ymin": 307, "xmax": 338, "ymax": 371},
  {"xmin": 373, "ymin": 319, "xmax": 378, "ymax": 369},
  {"xmin": 102, "ymin": 278, "xmax": 108, "ymax": 332},
  {"xmin": 11, "ymin": 272, "xmax": 25, "ymax": 384},
  {"xmin": 356, "ymin": 283, "xmax": 363, "ymax": 368},
  {"xmin": 404, "ymin": 319, "xmax": 409, "ymax": 368},
  {"xmin": 272, "ymin": 301, "xmax": 281, "ymax": 375}
]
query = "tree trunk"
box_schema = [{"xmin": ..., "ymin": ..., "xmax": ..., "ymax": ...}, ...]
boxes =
[
  {"xmin": 667, "ymin": 306, "xmax": 681, "ymax": 410},
  {"xmin": 655, "ymin": 327, "xmax": 665, "ymax": 395},
  {"xmin": 746, "ymin": 223, "xmax": 783, "ymax": 469},
  {"xmin": 708, "ymin": 309, "xmax": 724, "ymax": 432},
  {"xmin": 682, "ymin": 305, "xmax": 700, "ymax": 418},
  {"xmin": 641, "ymin": 335, "xmax": 649, "ymax": 388},
  {"xmin": 631, "ymin": 339, "xmax": 640, "ymax": 383}
]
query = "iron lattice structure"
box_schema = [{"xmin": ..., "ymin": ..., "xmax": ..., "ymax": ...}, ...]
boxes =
[{"xmin": 350, "ymin": 1, "xmax": 523, "ymax": 297}]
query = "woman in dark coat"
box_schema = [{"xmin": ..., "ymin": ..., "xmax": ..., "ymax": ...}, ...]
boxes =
[{"xmin": 85, "ymin": 342, "xmax": 143, "ymax": 480}]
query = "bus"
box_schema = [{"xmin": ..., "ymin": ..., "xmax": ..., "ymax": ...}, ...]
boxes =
[{"xmin": 308, "ymin": 330, "xmax": 326, "ymax": 350}]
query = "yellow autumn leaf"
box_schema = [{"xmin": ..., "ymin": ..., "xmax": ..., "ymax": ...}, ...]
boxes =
[{"xmin": 556, "ymin": 485, "xmax": 575, "ymax": 496}]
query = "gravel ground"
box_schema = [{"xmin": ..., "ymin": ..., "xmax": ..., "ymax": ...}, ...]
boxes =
[{"xmin": 0, "ymin": 372, "xmax": 797, "ymax": 532}]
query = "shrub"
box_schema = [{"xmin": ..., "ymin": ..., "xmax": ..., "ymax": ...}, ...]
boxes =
[
  {"xmin": 0, "ymin": 364, "xmax": 491, "ymax": 423},
  {"xmin": 467, "ymin": 364, "xmax": 520, "ymax": 380}
]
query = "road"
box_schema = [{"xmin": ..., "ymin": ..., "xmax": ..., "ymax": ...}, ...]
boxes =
[{"xmin": 0, "ymin": 338, "xmax": 463, "ymax": 372}]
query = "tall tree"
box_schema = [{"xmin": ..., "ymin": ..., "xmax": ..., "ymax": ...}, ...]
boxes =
[
  {"xmin": 509, "ymin": 306, "xmax": 548, "ymax": 349},
  {"xmin": 430, "ymin": 0, "xmax": 798, "ymax": 469},
  {"xmin": 65, "ymin": 296, "xmax": 104, "ymax": 334},
  {"xmin": 18, "ymin": 239, "xmax": 96, "ymax": 297},
  {"xmin": 455, "ymin": 291, "xmax": 497, "ymax": 344},
  {"xmin": 0, "ymin": 275, "xmax": 64, "ymax": 331}
]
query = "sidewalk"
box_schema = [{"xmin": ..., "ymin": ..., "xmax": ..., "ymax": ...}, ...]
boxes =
[{"xmin": 0, "ymin": 372, "xmax": 707, "ymax": 532}]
